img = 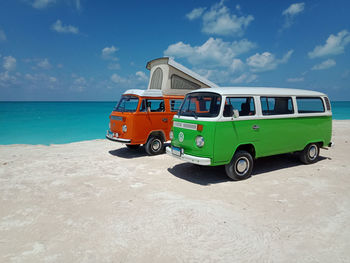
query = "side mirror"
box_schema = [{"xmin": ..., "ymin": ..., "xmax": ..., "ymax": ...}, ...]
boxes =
[{"xmin": 233, "ymin": 109, "xmax": 239, "ymax": 118}]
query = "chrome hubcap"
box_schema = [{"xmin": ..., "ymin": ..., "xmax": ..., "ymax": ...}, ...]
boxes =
[
  {"xmin": 235, "ymin": 157, "xmax": 249, "ymax": 175},
  {"xmin": 152, "ymin": 139, "xmax": 161, "ymax": 151},
  {"xmin": 309, "ymin": 145, "xmax": 317, "ymax": 160}
]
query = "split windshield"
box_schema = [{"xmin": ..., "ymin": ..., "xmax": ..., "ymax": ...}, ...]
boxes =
[
  {"xmin": 178, "ymin": 92, "xmax": 222, "ymax": 118},
  {"xmin": 114, "ymin": 95, "xmax": 139, "ymax": 112}
]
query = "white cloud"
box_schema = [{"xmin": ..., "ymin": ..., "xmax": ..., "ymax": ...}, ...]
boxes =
[
  {"xmin": 30, "ymin": 0, "xmax": 81, "ymax": 10},
  {"xmin": 187, "ymin": 1, "xmax": 253, "ymax": 36},
  {"xmin": 75, "ymin": 0, "xmax": 81, "ymax": 11},
  {"xmin": 37, "ymin": 58, "xmax": 52, "ymax": 69},
  {"xmin": 108, "ymin": 63, "xmax": 120, "ymax": 70},
  {"xmin": 136, "ymin": 71, "xmax": 148, "ymax": 82},
  {"xmin": 110, "ymin": 73, "xmax": 127, "ymax": 84},
  {"xmin": 282, "ymin": 2, "xmax": 305, "ymax": 29},
  {"xmin": 0, "ymin": 28, "xmax": 7, "ymax": 42},
  {"xmin": 31, "ymin": 0, "xmax": 56, "ymax": 9},
  {"xmin": 3, "ymin": 56, "xmax": 16, "ymax": 71},
  {"xmin": 311, "ymin": 59, "xmax": 336, "ymax": 70},
  {"xmin": 231, "ymin": 73, "xmax": 257, "ymax": 84},
  {"xmin": 308, "ymin": 30, "xmax": 350, "ymax": 58},
  {"xmin": 201, "ymin": 1, "xmax": 254, "ymax": 36},
  {"xmin": 102, "ymin": 46, "xmax": 118, "ymax": 61},
  {"xmin": 164, "ymin": 37, "xmax": 256, "ymax": 67},
  {"xmin": 283, "ymin": 2, "xmax": 305, "ymax": 16},
  {"xmin": 74, "ymin": 76, "xmax": 86, "ymax": 85},
  {"xmin": 287, "ymin": 77, "xmax": 304, "ymax": 82},
  {"xmin": 229, "ymin": 59, "xmax": 245, "ymax": 73},
  {"xmin": 49, "ymin": 76, "xmax": 57, "ymax": 82},
  {"xmin": 51, "ymin": 20, "xmax": 79, "ymax": 34},
  {"xmin": 246, "ymin": 50, "xmax": 293, "ymax": 72},
  {"xmin": 186, "ymin": 7, "xmax": 206, "ymax": 20},
  {"xmin": 70, "ymin": 75, "xmax": 87, "ymax": 92}
]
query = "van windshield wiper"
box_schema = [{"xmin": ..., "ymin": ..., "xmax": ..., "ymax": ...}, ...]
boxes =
[{"xmin": 190, "ymin": 110, "xmax": 198, "ymax": 119}]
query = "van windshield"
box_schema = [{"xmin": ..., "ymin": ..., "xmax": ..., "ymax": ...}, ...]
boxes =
[
  {"xmin": 178, "ymin": 92, "xmax": 221, "ymax": 118},
  {"xmin": 114, "ymin": 95, "xmax": 139, "ymax": 112}
]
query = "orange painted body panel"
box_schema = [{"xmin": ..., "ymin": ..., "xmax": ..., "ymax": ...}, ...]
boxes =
[{"xmin": 109, "ymin": 95, "xmax": 183, "ymax": 144}]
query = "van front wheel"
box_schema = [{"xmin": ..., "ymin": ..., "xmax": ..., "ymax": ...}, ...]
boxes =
[
  {"xmin": 299, "ymin": 143, "xmax": 319, "ymax": 164},
  {"xmin": 145, "ymin": 136, "xmax": 164, "ymax": 155},
  {"xmin": 225, "ymin": 151, "xmax": 253, "ymax": 181}
]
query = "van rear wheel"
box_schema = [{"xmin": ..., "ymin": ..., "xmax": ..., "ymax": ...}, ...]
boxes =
[
  {"xmin": 225, "ymin": 150, "xmax": 253, "ymax": 181},
  {"xmin": 145, "ymin": 136, "xmax": 164, "ymax": 155},
  {"xmin": 126, "ymin": 144, "xmax": 140, "ymax": 150},
  {"xmin": 299, "ymin": 143, "xmax": 319, "ymax": 164}
]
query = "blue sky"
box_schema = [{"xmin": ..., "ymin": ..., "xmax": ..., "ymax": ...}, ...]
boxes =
[{"xmin": 0, "ymin": 0, "xmax": 349, "ymax": 101}]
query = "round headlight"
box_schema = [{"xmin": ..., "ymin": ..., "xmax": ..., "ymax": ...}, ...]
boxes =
[
  {"xmin": 122, "ymin": 125, "xmax": 127, "ymax": 133},
  {"xmin": 195, "ymin": 136, "xmax": 204, "ymax": 148},
  {"xmin": 169, "ymin": 130, "xmax": 174, "ymax": 140}
]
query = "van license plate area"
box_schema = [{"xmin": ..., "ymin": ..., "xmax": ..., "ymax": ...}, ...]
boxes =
[{"xmin": 172, "ymin": 146, "xmax": 181, "ymax": 157}]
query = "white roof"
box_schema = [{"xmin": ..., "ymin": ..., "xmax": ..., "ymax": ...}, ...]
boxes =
[
  {"xmin": 123, "ymin": 89, "xmax": 163, "ymax": 97},
  {"xmin": 187, "ymin": 87, "xmax": 327, "ymax": 97},
  {"xmin": 146, "ymin": 57, "xmax": 219, "ymax": 88}
]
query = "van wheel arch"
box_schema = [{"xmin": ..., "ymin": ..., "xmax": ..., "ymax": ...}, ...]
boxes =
[
  {"xmin": 234, "ymin": 144, "xmax": 256, "ymax": 159},
  {"xmin": 144, "ymin": 130, "xmax": 166, "ymax": 155}
]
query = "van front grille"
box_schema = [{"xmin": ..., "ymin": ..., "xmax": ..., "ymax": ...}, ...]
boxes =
[{"xmin": 111, "ymin": 116, "xmax": 123, "ymax": 121}]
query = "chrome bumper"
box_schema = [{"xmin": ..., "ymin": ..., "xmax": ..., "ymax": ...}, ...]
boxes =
[
  {"xmin": 165, "ymin": 146, "xmax": 211, "ymax": 166},
  {"xmin": 106, "ymin": 130, "xmax": 131, "ymax": 143}
]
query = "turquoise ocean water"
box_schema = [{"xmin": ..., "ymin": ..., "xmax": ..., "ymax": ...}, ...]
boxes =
[{"xmin": 0, "ymin": 101, "xmax": 349, "ymax": 145}]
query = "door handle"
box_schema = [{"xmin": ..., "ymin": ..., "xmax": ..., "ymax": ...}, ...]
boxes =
[
  {"xmin": 252, "ymin": 125, "xmax": 260, "ymax": 130},
  {"xmin": 162, "ymin": 118, "xmax": 168, "ymax": 122}
]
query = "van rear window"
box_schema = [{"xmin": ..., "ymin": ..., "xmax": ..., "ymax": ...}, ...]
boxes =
[
  {"xmin": 296, "ymin": 97, "xmax": 325, "ymax": 113},
  {"xmin": 170, "ymin": 99, "xmax": 183, "ymax": 112},
  {"xmin": 260, "ymin": 97, "xmax": 294, "ymax": 115}
]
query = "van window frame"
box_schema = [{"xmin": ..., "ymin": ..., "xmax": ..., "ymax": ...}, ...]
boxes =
[
  {"xmin": 296, "ymin": 97, "xmax": 325, "ymax": 114},
  {"xmin": 139, "ymin": 98, "xmax": 165, "ymax": 113},
  {"xmin": 170, "ymin": 99, "xmax": 183, "ymax": 112},
  {"xmin": 223, "ymin": 96, "xmax": 256, "ymax": 118},
  {"xmin": 260, "ymin": 96, "xmax": 294, "ymax": 116}
]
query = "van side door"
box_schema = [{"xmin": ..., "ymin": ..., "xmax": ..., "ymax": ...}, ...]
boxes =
[
  {"xmin": 257, "ymin": 96, "xmax": 296, "ymax": 156},
  {"xmin": 213, "ymin": 97, "xmax": 258, "ymax": 164}
]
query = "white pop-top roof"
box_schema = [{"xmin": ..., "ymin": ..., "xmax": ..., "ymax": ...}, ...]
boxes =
[
  {"xmin": 146, "ymin": 57, "xmax": 219, "ymax": 89},
  {"xmin": 187, "ymin": 87, "xmax": 327, "ymax": 97},
  {"xmin": 123, "ymin": 89, "xmax": 163, "ymax": 97}
]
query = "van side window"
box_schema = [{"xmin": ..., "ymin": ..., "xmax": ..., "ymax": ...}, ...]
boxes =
[
  {"xmin": 260, "ymin": 97, "xmax": 294, "ymax": 115},
  {"xmin": 225, "ymin": 97, "xmax": 255, "ymax": 117},
  {"xmin": 140, "ymin": 99, "xmax": 165, "ymax": 112},
  {"xmin": 296, "ymin": 97, "xmax": 325, "ymax": 113},
  {"xmin": 170, "ymin": 99, "xmax": 183, "ymax": 112}
]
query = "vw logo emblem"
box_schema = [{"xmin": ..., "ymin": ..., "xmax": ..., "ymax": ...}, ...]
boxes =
[{"xmin": 178, "ymin": 132, "xmax": 184, "ymax": 142}]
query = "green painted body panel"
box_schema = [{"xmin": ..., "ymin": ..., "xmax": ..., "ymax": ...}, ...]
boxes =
[{"xmin": 171, "ymin": 116, "xmax": 332, "ymax": 166}]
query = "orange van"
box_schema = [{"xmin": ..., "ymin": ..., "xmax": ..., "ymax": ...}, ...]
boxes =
[
  {"xmin": 106, "ymin": 57, "xmax": 216, "ymax": 155},
  {"xmin": 106, "ymin": 89, "xmax": 183, "ymax": 155}
]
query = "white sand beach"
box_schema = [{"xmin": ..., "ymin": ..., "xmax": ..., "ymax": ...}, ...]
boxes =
[{"xmin": 1, "ymin": 120, "xmax": 349, "ymax": 262}]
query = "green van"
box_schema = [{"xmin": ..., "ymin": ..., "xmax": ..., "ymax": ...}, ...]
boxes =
[{"xmin": 166, "ymin": 87, "xmax": 332, "ymax": 180}]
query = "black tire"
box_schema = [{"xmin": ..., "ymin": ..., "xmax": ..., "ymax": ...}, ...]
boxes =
[
  {"xmin": 225, "ymin": 150, "xmax": 254, "ymax": 181},
  {"xmin": 126, "ymin": 144, "xmax": 140, "ymax": 150},
  {"xmin": 145, "ymin": 136, "xmax": 164, "ymax": 155},
  {"xmin": 299, "ymin": 143, "xmax": 320, "ymax": 164}
]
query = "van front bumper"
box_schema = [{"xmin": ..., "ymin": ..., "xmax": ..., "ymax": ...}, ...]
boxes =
[
  {"xmin": 166, "ymin": 146, "xmax": 211, "ymax": 166},
  {"xmin": 106, "ymin": 130, "xmax": 131, "ymax": 143}
]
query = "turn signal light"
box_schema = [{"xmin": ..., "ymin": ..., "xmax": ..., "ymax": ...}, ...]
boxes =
[{"xmin": 197, "ymin": 124, "xmax": 203, "ymax": 131}]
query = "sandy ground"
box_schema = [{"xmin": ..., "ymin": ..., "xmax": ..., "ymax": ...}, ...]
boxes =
[{"xmin": 0, "ymin": 120, "xmax": 349, "ymax": 262}]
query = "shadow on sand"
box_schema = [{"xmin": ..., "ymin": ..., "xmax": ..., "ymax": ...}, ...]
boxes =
[
  {"xmin": 168, "ymin": 154, "xmax": 328, "ymax": 185},
  {"xmin": 108, "ymin": 143, "xmax": 171, "ymax": 159},
  {"xmin": 108, "ymin": 147, "xmax": 148, "ymax": 159}
]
